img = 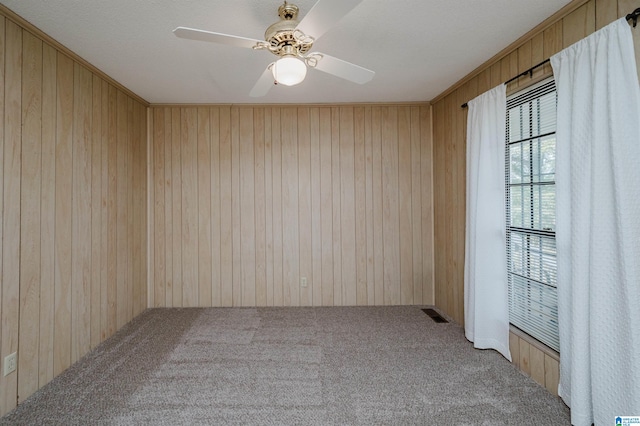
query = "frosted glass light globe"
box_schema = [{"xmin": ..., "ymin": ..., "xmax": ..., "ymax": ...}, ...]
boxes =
[{"xmin": 272, "ymin": 56, "xmax": 307, "ymax": 86}]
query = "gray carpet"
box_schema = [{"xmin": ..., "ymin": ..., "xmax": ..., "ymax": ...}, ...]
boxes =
[{"xmin": 1, "ymin": 307, "xmax": 571, "ymax": 425}]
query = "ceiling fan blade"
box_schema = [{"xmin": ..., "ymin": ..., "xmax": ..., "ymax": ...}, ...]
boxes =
[
  {"xmin": 250, "ymin": 64, "xmax": 276, "ymax": 97},
  {"xmin": 312, "ymin": 53, "xmax": 374, "ymax": 84},
  {"xmin": 296, "ymin": 0, "xmax": 364, "ymax": 40},
  {"xmin": 173, "ymin": 27, "xmax": 263, "ymax": 49}
]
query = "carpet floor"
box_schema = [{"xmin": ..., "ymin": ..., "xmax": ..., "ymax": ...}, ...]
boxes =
[{"xmin": 0, "ymin": 306, "xmax": 570, "ymax": 425}]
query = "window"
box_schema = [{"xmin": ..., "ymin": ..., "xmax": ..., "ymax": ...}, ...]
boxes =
[{"xmin": 506, "ymin": 77, "xmax": 559, "ymax": 352}]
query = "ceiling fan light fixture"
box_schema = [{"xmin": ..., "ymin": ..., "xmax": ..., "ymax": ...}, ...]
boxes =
[{"xmin": 272, "ymin": 55, "xmax": 307, "ymax": 86}]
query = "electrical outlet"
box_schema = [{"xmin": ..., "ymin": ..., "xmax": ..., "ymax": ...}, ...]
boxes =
[
  {"xmin": 4, "ymin": 352, "xmax": 17, "ymax": 376},
  {"xmin": 300, "ymin": 277, "xmax": 308, "ymax": 288}
]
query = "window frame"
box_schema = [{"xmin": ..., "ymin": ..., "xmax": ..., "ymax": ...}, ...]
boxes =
[{"xmin": 505, "ymin": 76, "xmax": 559, "ymax": 353}]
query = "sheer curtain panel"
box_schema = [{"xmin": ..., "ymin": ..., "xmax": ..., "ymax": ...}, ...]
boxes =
[
  {"xmin": 551, "ymin": 17, "xmax": 640, "ymax": 426},
  {"xmin": 464, "ymin": 84, "xmax": 511, "ymax": 361}
]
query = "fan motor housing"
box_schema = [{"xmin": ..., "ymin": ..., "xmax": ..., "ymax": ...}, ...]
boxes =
[{"xmin": 264, "ymin": 2, "xmax": 313, "ymax": 56}]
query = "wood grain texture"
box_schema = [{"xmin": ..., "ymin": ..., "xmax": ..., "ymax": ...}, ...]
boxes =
[
  {"xmin": 39, "ymin": 42, "xmax": 56, "ymax": 387},
  {"xmin": 197, "ymin": 107, "xmax": 212, "ymax": 307},
  {"xmin": 297, "ymin": 107, "xmax": 312, "ymax": 306},
  {"xmin": 72, "ymin": 63, "xmax": 92, "ymax": 364},
  {"xmin": 310, "ymin": 108, "xmax": 322, "ymax": 306},
  {"xmin": 0, "ymin": 15, "xmax": 5, "ymax": 412},
  {"xmin": 0, "ymin": 17, "xmax": 146, "ymax": 416},
  {"xmin": 54, "ymin": 51, "xmax": 73, "ymax": 378},
  {"xmin": 1, "ymin": 20, "xmax": 20, "ymax": 414},
  {"xmin": 530, "ymin": 345, "xmax": 546, "ymax": 386},
  {"xmin": 181, "ymin": 107, "xmax": 198, "ymax": 307},
  {"xmin": 18, "ymin": 30, "xmax": 42, "ymax": 402},
  {"xmin": 148, "ymin": 104, "xmax": 434, "ymax": 308},
  {"xmin": 545, "ymin": 354, "xmax": 560, "ymax": 396}
]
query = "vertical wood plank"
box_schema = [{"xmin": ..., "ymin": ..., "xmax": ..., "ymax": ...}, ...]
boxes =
[
  {"xmin": 181, "ymin": 107, "xmax": 198, "ymax": 307},
  {"xmin": 231, "ymin": 107, "xmax": 242, "ymax": 306},
  {"xmin": 282, "ymin": 107, "xmax": 299, "ymax": 306},
  {"xmin": 163, "ymin": 108, "xmax": 173, "ymax": 307},
  {"xmin": 132, "ymin": 102, "xmax": 145, "ymax": 317},
  {"xmin": 364, "ymin": 106, "xmax": 374, "ymax": 306},
  {"xmin": 310, "ymin": 107, "xmax": 322, "ymax": 306},
  {"xmin": 530, "ymin": 33, "xmax": 545, "ymax": 80},
  {"xmin": 453, "ymin": 88, "xmax": 466, "ymax": 324},
  {"xmin": 477, "ymin": 68, "xmax": 491, "ymax": 95},
  {"xmin": 116, "ymin": 90, "xmax": 128, "ymax": 326},
  {"xmin": 271, "ymin": 108, "xmax": 283, "ymax": 306},
  {"xmin": 596, "ymin": 0, "xmax": 617, "ymax": 29},
  {"xmin": 339, "ymin": 107, "xmax": 356, "ymax": 306},
  {"xmin": 331, "ymin": 107, "xmax": 342, "ymax": 306},
  {"xmin": 382, "ymin": 107, "xmax": 400, "ymax": 305},
  {"xmin": 264, "ymin": 108, "xmax": 274, "ymax": 306},
  {"xmin": 153, "ymin": 108, "xmax": 166, "ymax": 306},
  {"xmin": 54, "ymin": 51, "xmax": 72, "ymax": 377},
  {"xmin": 106, "ymin": 84, "xmax": 117, "ymax": 336},
  {"xmin": 354, "ymin": 107, "xmax": 367, "ymax": 305},
  {"xmin": 219, "ymin": 106, "xmax": 233, "ymax": 306},
  {"xmin": 140, "ymin": 103, "xmax": 147, "ymax": 313},
  {"xmin": 319, "ymin": 108, "xmax": 333, "ymax": 306},
  {"xmin": 432, "ymin": 101, "xmax": 445, "ymax": 311},
  {"xmin": 1, "ymin": 20, "xmax": 21, "ymax": 413},
  {"xmin": 563, "ymin": 0, "xmax": 596, "ymax": 48},
  {"xmin": 19, "ymin": 30, "xmax": 42, "ymax": 402},
  {"xmin": 517, "ymin": 40, "xmax": 532, "ymax": 87},
  {"xmin": 519, "ymin": 339, "xmax": 531, "ymax": 376},
  {"xmin": 420, "ymin": 106, "xmax": 434, "ymax": 304},
  {"xmin": 490, "ymin": 62, "xmax": 502, "ymax": 88},
  {"xmin": 543, "ymin": 21, "xmax": 563, "ymax": 75},
  {"xmin": 398, "ymin": 107, "xmax": 413, "ymax": 305},
  {"xmin": 171, "ymin": 108, "xmax": 183, "ymax": 307},
  {"xmin": 39, "ymin": 42, "xmax": 56, "ymax": 387},
  {"xmin": 254, "ymin": 108, "xmax": 266, "ymax": 307},
  {"xmin": 298, "ymin": 107, "xmax": 312, "ymax": 306},
  {"xmin": 410, "ymin": 107, "xmax": 423, "ymax": 305},
  {"xmin": 544, "ymin": 354, "xmax": 560, "ymax": 396},
  {"xmin": 100, "ymin": 80, "xmax": 109, "ymax": 336},
  {"xmin": 140, "ymin": 102, "xmax": 148, "ymax": 314},
  {"xmin": 509, "ymin": 333, "xmax": 521, "ymax": 368},
  {"xmin": 0, "ymin": 15, "xmax": 5, "ymax": 409},
  {"xmin": 90, "ymin": 74, "xmax": 102, "ymax": 347},
  {"xmin": 197, "ymin": 107, "xmax": 212, "ymax": 307},
  {"xmin": 147, "ymin": 106, "xmax": 155, "ymax": 310},
  {"xmin": 530, "ymin": 346, "xmax": 546, "ymax": 386},
  {"xmin": 371, "ymin": 106, "xmax": 384, "ymax": 305},
  {"xmin": 210, "ymin": 107, "xmax": 222, "ymax": 306},
  {"xmin": 127, "ymin": 98, "xmax": 134, "ymax": 321},
  {"xmin": 441, "ymin": 95, "xmax": 454, "ymax": 318},
  {"xmin": 239, "ymin": 107, "xmax": 256, "ymax": 306}
]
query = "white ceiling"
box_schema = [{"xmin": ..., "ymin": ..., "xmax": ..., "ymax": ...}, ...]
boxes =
[{"xmin": 0, "ymin": 0, "xmax": 573, "ymax": 104}]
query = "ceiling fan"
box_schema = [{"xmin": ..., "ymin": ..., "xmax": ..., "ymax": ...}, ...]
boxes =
[{"xmin": 173, "ymin": 0, "xmax": 375, "ymax": 97}]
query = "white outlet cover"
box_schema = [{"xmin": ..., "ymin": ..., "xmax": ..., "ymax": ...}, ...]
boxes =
[{"xmin": 4, "ymin": 352, "xmax": 17, "ymax": 376}]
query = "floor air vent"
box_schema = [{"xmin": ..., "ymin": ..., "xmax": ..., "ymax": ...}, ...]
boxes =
[{"xmin": 422, "ymin": 308, "xmax": 448, "ymax": 323}]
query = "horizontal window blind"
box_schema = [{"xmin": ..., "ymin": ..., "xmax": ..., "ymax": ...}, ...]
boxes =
[{"xmin": 506, "ymin": 78, "xmax": 559, "ymax": 352}]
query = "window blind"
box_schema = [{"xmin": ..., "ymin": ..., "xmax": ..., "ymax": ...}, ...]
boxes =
[{"xmin": 506, "ymin": 77, "xmax": 559, "ymax": 352}]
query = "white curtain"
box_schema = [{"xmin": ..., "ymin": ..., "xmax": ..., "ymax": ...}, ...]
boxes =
[
  {"xmin": 551, "ymin": 17, "xmax": 640, "ymax": 426},
  {"xmin": 464, "ymin": 84, "xmax": 511, "ymax": 361}
]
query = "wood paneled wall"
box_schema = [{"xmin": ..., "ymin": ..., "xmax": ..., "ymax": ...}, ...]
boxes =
[
  {"xmin": 430, "ymin": 0, "xmax": 639, "ymax": 387},
  {"xmin": 0, "ymin": 14, "xmax": 147, "ymax": 415},
  {"xmin": 149, "ymin": 105, "xmax": 434, "ymax": 308},
  {"xmin": 510, "ymin": 329, "xmax": 560, "ymax": 397}
]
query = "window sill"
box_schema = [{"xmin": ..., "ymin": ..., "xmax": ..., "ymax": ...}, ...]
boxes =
[{"xmin": 509, "ymin": 324, "xmax": 559, "ymax": 361}]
